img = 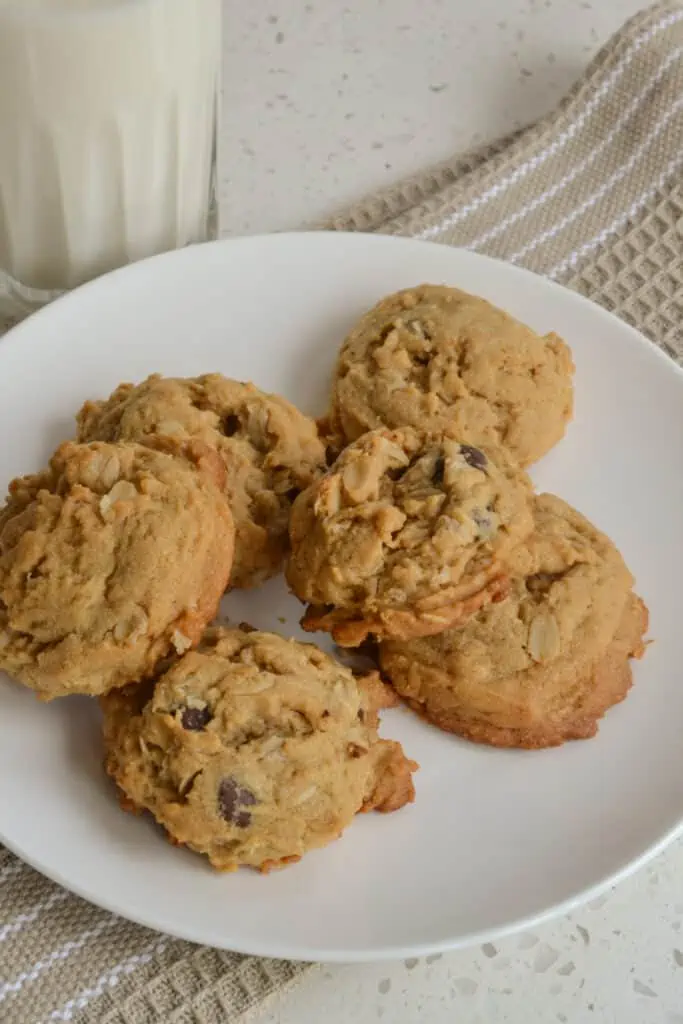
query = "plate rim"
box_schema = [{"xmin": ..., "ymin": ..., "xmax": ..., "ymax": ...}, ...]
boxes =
[
  {"xmin": 1, "ymin": 810, "xmax": 681, "ymax": 963},
  {"xmin": 1, "ymin": 230, "xmax": 681, "ymax": 962},
  {"xmin": 3, "ymin": 230, "xmax": 682, "ymax": 390}
]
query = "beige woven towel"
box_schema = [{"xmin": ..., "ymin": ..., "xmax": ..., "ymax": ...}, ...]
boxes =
[{"xmin": 2, "ymin": 2, "xmax": 682, "ymax": 1021}]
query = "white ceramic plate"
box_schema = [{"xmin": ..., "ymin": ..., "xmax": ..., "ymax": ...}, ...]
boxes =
[{"xmin": 0, "ymin": 233, "xmax": 680, "ymax": 962}]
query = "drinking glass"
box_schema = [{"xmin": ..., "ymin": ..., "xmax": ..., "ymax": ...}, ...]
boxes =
[{"xmin": 0, "ymin": 0, "xmax": 222, "ymax": 322}]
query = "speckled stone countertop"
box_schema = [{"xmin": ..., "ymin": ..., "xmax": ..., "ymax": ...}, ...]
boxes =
[{"xmin": 223, "ymin": 3, "xmax": 683, "ymax": 1022}]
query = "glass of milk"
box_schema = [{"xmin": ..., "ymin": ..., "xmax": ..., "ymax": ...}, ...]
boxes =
[{"xmin": 0, "ymin": 0, "xmax": 222, "ymax": 321}]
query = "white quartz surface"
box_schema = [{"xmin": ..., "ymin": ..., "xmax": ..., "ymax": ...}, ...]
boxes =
[
  {"xmin": 255, "ymin": 853, "xmax": 683, "ymax": 1024},
  {"xmin": 222, "ymin": 2, "xmax": 683, "ymax": 1022},
  {"xmin": 221, "ymin": 0, "xmax": 649, "ymax": 236}
]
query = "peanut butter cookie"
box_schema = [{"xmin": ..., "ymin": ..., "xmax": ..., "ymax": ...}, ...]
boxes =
[
  {"xmin": 0, "ymin": 440, "xmax": 234, "ymax": 699},
  {"xmin": 77, "ymin": 374, "xmax": 326, "ymax": 589},
  {"xmin": 287, "ymin": 427, "xmax": 533, "ymax": 646},
  {"xmin": 102, "ymin": 626, "xmax": 417, "ymax": 872},
  {"xmin": 330, "ymin": 285, "xmax": 574, "ymax": 467},
  {"xmin": 380, "ymin": 494, "xmax": 648, "ymax": 748}
]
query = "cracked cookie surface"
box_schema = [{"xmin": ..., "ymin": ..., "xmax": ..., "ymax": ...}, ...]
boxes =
[
  {"xmin": 380, "ymin": 494, "xmax": 648, "ymax": 748},
  {"xmin": 77, "ymin": 374, "xmax": 326, "ymax": 588},
  {"xmin": 287, "ymin": 427, "xmax": 533, "ymax": 646},
  {"xmin": 102, "ymin": 626, "xmax": 417, "ymax": 872},
  {"xmin": 0, "ymin": 440, "xmax": 234, "ymax": 699},
  {"xmin": 330, "ymin": 285, "xmax": 574, "ymax": 467}
]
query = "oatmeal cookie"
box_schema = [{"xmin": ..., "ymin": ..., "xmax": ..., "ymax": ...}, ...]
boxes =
[
  {"xmin": 287, "ymin": 427, "xmax": 533, "ymax": 646},
  {"xmin": 380, "ymin": 494, "xmax": 648, "ymax": 748},
  {"xmin": 330, "ymin": 285, "xmax": 574, "ymax": 466},
  {"xmin": 0, "ymin": 439, "xmax": 234, "ymax": 699},
  {"xmin": 102, "ymin": 626, "xmax": 417, "ymax": 872},
  {"xmin": 77, "ymin": 374, "xmax": 326, "ymax": 588}
]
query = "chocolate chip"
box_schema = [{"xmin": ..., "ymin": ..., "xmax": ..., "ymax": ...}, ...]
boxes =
[
  {"xmin": 181, "ymin": 705, "xmax": 212, "ymax": 731},
  {"xmin": 432, "ymin": 455, "xmax": 445, "ymax": 485},
  {"xmin": 347, "ymin": 743, "xmax": 366, "ymax": 759},
  {"xmin": 218, "ymin": 777, "xmax": 257, "ymax": 828},
  {"xmin": 222, "ymin": 414, "xmax": 240, "ymax": 436},
  {"xmin": 460, "ymin": 445, "xmax": 487, "ymax": 471}
]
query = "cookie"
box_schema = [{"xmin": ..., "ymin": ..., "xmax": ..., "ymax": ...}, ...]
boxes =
[
  {"xmin": 77, "ymin": 374, "xmax": 326, "ymax": 589},
  {"xmin": 329, "ymin": 285, "xmax": 574, "ymax": 467},
  {"xmin": 380, "ymin": 494, "xmax": 648, "ymax": 748},
  {"xmin": 287, "ymin": 427, "xmax": 533, "ymax": 646},
  {"xmin": 102, "ymin": 626, "xmax": 417, "ymax": 872},
  {"xmin": 0, "ymin": 439, "xmax": 234, "ymax": 699}
]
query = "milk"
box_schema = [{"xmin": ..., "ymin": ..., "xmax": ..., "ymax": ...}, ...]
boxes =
[{"xmin": 0, "ymin": 0, "xmax": 221, "ymax": 292}]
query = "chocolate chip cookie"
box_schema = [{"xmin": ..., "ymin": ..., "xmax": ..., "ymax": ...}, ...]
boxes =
[
  {"xmin": 77, "ymin": 374, "xmax": 326, "ymax": 589},
  {"xmin": 102, "ymin": 626, "xmax": 417, "ymax": 872},
  {"xmin": 0, "ymin": 439, "xmax": 234, "ymax": 699},
  {"xmin": 329, "ymin": 285, "xmax": 574, "ymax": 467},
  {"xmin": 287, "ymin": 427, "xmax": 533, "ymax": 646},
  {"xmin": 380, "ymin": 494, "xmax": 648, "ymax": 748}
]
